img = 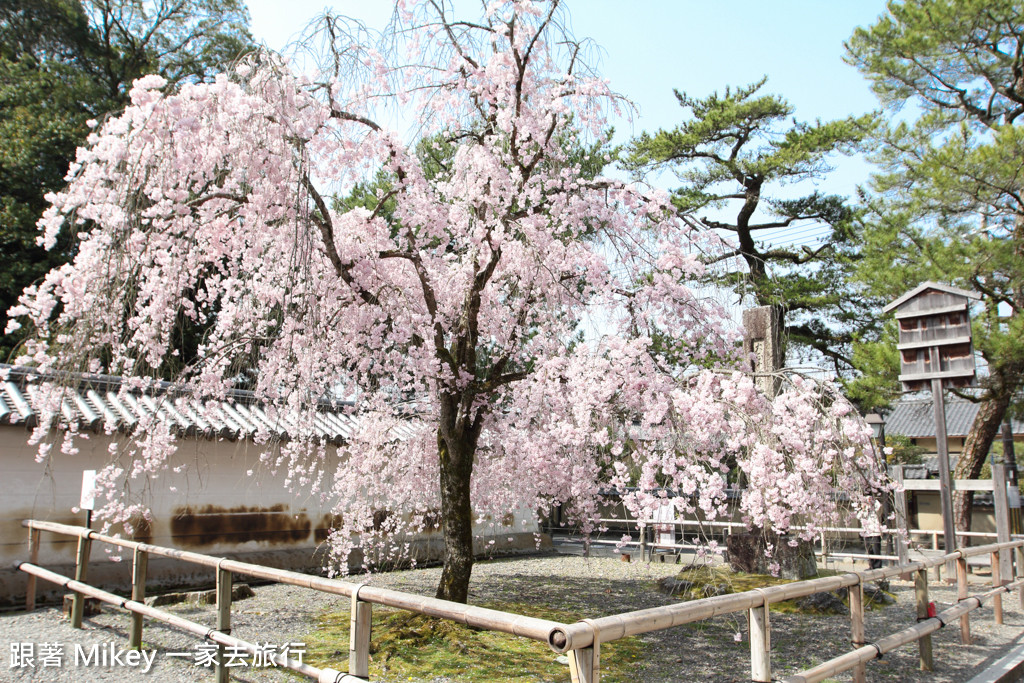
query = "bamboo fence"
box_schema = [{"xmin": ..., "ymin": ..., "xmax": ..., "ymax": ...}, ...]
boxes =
[{"xmin": 17, "ymin": 519, "xmax": 1024, "ymax": 683}]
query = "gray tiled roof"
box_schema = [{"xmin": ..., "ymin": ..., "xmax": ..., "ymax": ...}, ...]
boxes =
[
  {"xmin": 0, "ymin": 364, "xmax": 419, "ymax": 444},
  {"xmin": 884, "ymin": 393, "xmax": 1024, "ymax": 439}
]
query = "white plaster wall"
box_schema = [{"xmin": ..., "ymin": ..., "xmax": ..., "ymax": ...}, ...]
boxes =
[{"xmin": 0, "ymin": 425, "xmax": 539, "ymax": 606}]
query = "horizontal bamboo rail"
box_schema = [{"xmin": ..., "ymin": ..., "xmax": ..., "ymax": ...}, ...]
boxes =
[
  {"xmin": 15, "ymin": 561, "xmax": 364, "ymax": 683},
  {"xmin": 596, "ymin": 515, "xmax": 1001, "ymax": 539},
  {"xmin": 781, "ymin": 577, "xmax": 1024, "ymax": 683},
  {"xmin": 551, "ymin": 541, "xmax": 1022, "ymax": 652},
  {"xmin": 20, "ymin": 519, "xmax": 1024, "ymax": 683},
  {"xmin": 22, "ymin": 519, "xmax": 565, "ymax": 649},
  {"xmin": 588, "ymin": 514, "xmax": 1003, "ymax": 570}
]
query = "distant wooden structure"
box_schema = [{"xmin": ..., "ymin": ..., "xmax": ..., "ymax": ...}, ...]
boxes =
[
  {"xmin": 884, "ymin": 282, "xmax": 980, "ymax": 393},
  {"xmin": 884, "ymin": 282, "xmax": 981, "ymax": 572}
]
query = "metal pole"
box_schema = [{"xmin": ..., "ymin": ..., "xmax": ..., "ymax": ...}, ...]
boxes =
[
  {"xmin": 871, "ymin": 421, "xmax": 888, "ymax": 565},
  {"xmin": 931, "ymin": 376, "xmax": 957, "ymax": 578},
  {"xmin": 1003, "ymin": 421, "xmax": 1019, "ymax": 487},
  {"xmin": 892, "ymin": 466, "xmax": 910, "ymax": 569},
  {"xmin": 993, "ymin": 464, "xmax": 1012, "ymax": 579},
  {"xmin": 1002, "ymin": 421, "xmax": 1021, "ymax": 535}
]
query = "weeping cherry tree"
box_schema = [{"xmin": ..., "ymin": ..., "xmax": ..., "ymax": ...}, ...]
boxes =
[{"xmin": 9, "ymin": 0, "xmax": 887, "ymax": 602}]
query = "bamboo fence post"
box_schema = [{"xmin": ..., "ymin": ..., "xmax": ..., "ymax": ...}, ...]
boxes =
[
  {"xmin": 849, "ymin": 581, "xmax": 866, "ymax": 683},
  {"xmin": 640, "ymin": 524, "xmax": 647, "ymax": 563},
  {"xmin": 568, "ymin": 620, "xmax": 600, "ymax": 683},
  {"xmin": 349, "ymin": 585, "xmax": 371, "ymax": 679},
  {"xmin": 956, "ymin": 556, "xmax": 971, "ymax": 645},
  {"xmin": 569, "ymin": 646, "xmax": 599, "ymax": 683},
  {"xmin": 24, "ymin": 527, "xmax": 40, "ymax": 612},
  {"xmin": 749, "ymin": 594, "xmax": 771, "ymax": 683},
  {"xmin": 991, "ymin": 551, "xmax": 1003, "ymax": 625},
  {"xmin": 70, "ymin": 532, "xmax": 92, "ymax": 628},
  {"xmin": 216, "ymin": 565, "xmax": 232, "ymax": 683},
  {"xmin": 1017, "ymin": 545, "xmax": 1024, "ymax": 610},
  {"xmin": 914, "ymin": 568, "xmax": 933, "ymax": 671},
  {"xmin": 129, "ymin": 547, "xmax": 148, "ymax": 649}
]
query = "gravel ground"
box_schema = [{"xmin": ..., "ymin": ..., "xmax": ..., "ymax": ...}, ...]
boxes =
[{"xmin": 2, "ymin": 552, "xmax": 1023, "ymax": 682}]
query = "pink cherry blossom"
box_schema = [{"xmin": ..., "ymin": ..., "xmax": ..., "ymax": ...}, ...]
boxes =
[{"xmin": 9, "ymin": 1, "xmax": 887, "ymax": 599}]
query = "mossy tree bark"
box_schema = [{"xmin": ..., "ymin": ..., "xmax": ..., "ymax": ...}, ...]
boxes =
[{"xmin": 434, "ymin": 389, "xmax": 484, "ymax": 603}]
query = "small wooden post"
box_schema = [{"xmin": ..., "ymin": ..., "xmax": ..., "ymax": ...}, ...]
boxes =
[
  {"xmin": 993, "ymin": 464, "xmax": 1013, "ymax": 579},
  {"xmin": 849, "ymin": 582, "xmax": 866, "ymax": 683},
  {"xmin": 349, "ymin": 587, "xmax": 371, "ymax": 679},
  {"xmin": 70, "ymin": 532, "xmax": 92, "ymax": 628},
  {"xmin": 991, "ymin": 550, "xmax": 1003, "ymax": 625},
  {"xmin": 568, "ymin": 620, "xmax": 600, "ymax": 683},
  {"xmin": 129, "ymin": 547, "xmax": 148, "ymax": 649},
  {"xmin": 749, "ymin": 601, "xmax": 771, "ymax": 682},
  {"xmin": 1017, "ymin": 546, "xmax": 1024, "ymax": 610},
  {"xmin": 892, "ymin": 466, "xmax": 910, "ymax": 568},
  {"xmin": 915, "ymin": 568, "xmax": 934, "ymax": 671},
  {"xmin": 568, "ymin": 645, "xmax": 599, "ymax": 683},
  {"xmin": 24, "ymin": 527, "xmax": 40, "ymax": 612},
  {"xmin": 216, "ymin": 565, "xmax": 232, "ymax": 683},
  {"xmin": 639, "ymin": 524, "xmax": 647, "ymax": 563},
  {"xmin": 956, "ymin": 556, "xmax": 971, "ymax": 645}
]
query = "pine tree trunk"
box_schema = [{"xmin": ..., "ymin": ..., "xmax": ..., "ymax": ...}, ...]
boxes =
[
  {"xmin": 435, "ymin": 428, "xmax": 475, "ymax": 603},
  {"xmin": 953, "ymin": 392, "xmax": 1011, "ymax": 531}
]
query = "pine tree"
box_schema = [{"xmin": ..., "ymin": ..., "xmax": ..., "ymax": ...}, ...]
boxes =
[
  {"xmin": 625, "ymin": 78, "xmax": 877, "ymax": 374},
  {"xmin": 846, "ymin": 0, "xmax": 1024, "ymax": 528}
]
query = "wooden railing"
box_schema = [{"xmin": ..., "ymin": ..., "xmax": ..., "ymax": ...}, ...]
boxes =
[
  {"xmin": 585, "ymin": 515, "xmax": 1003, "ymax": 567},
  {"xmin": 552, "ymin": 539, "xmax": 1024, "ymax": 683},
  {"xmin": 577, "ymin": 463, "xmax": 1018, "ymax": 579},
  {"xmin": 17, "ymin": 519, "xmax": 1024, "ymax": 683},
  {"xmin": 18, "ymin": 519, "xmax": 567, "ymax": 683}
]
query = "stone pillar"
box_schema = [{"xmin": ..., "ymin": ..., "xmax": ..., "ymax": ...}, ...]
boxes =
[{"xmin": 743, "ymin": 306, "xmax": 783, "ymax": 397}]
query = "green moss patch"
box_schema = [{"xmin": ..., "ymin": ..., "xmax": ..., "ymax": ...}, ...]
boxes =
[
  {"xmin": 666, "ymin": 565, "xmax": 892, "ymax": 614},
  {"xmin": 303, "ymin": 601, "xmax": 645, "ymax": 682}
]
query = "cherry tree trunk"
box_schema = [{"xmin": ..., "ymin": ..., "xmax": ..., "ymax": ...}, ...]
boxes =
[
  {"xmin": 726, "ymin": 530, "xmax": 817, "ymax": 580},
  {"xmin": 953, "ymin": 392, "xmax": 1011, "ymax": 531},
  {"xmin": 435, "ymin": 433, "xmax": 475, "ymax": 603}
]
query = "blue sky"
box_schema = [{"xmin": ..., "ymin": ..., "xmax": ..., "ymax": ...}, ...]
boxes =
[{"xmin": 246, "ymin": 1, "xmax": 890, "ymax": 245}]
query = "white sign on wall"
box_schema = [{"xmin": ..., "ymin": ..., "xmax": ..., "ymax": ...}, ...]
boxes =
[
  {"xmin": 653, "ymin": 502, "xmax": 676, "ymax": 547},
  {"xmin": 80, "ymin": 470, "xmax": 97, "ymax": 511}
]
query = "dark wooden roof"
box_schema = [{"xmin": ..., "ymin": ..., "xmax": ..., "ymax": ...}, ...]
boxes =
[
  {"xmin": 885, "ymin": 394, "xmax": 1023, "ymax": 439},
  {"xmin": 882, "ymin": 281, "xmax": 981, "ymax": 314}
]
